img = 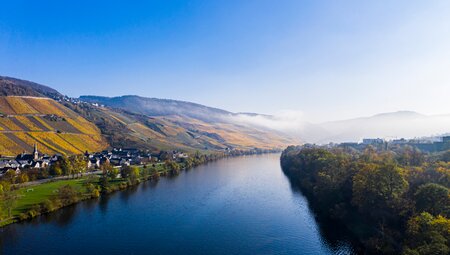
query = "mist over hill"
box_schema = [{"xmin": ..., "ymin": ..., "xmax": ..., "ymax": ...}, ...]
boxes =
[
  {"xmin": 313, "ymin": 111, "xmax": 450, "ymax": 143},
  {"xmin": 81, "ymin": 96, "xmax": 450, "ymax": 145},
  {"xmin": 80, "ymin": 95, "xmax": 231, "ymax": 123},
  {"xmin": 78, "ymin": 95, "xmax": 298, "ymax": 150}
]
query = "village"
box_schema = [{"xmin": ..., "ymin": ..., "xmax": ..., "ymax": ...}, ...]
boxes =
[{"xmin": 0, "ymin": 144, "xmax": 189, "ymax": 178}]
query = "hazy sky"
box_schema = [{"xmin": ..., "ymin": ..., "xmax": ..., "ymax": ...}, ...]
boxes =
[{"xmin": 1, "ymin": 0, "xmax": 450, "ymax": 122}]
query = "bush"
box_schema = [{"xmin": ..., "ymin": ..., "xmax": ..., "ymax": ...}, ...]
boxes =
[
  {"xmin": 19, "ymin": 213, "xmax": 29, "ymax": 221},
  {"xmin": 42, "ymin": 199, "xmax": 57, "ymax": 212},
  {"xmin": 91, "ymin": 189, "xmax": 100, "ymax": 198}
]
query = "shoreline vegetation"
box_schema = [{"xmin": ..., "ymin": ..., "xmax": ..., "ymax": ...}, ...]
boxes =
[
  {"xmin": 281, "ymin": 146, "xmax": 450, "ymax": 254},
  {"xmin": 1, "ymin": 149, "xmax": 280, "ymax": 227}
]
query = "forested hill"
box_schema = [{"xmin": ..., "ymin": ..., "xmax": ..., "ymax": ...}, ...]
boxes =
[
  {"xmin": 0, "ymin": 76, "xmax": 62, "ymax": 98},
  {"xmin": 281, "ymin": 146, "xmax": 450, "ymax": 254}
]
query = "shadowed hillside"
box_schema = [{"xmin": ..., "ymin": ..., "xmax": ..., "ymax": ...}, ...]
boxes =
[{"xmin": 0, "ymin": 76, "xmax": 62, "ymax": 98}]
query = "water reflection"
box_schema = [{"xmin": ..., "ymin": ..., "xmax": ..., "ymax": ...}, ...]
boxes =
[
  {"xmin": 99, "ymin": 194, "xmax": 111, "ymax": 214},
  {"xmin": 119, "ymin": 185, "xmax": 138, "ymax": 203},
  {"xmin": 283, "ymin": 170, "xmax": 360, "ymax": 254}
]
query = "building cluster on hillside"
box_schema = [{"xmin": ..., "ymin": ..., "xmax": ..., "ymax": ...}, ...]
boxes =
[
  {"xmin": 56, "ymin": 96, "xmax": 105, "ymax": 108},
  {"xmin": 0, "ymin": 144, "xmax": 189, "ymax": 177},
  {"xmin": 338, "ymin": 135, "xmax": 450, "ymax": 152}
]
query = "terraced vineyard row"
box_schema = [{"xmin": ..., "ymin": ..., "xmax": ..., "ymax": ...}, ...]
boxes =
[
  {"xmin": 0, "ymin": 96, "xmax": 108, "ymax": 156},
  {"xmin": 0, "ymin": 132, "xmax": 105, "ymax": 156}
]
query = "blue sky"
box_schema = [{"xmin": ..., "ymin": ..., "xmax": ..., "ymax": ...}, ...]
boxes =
[{"xmin": 1, "ymin": 0, "xmax": 450, "ymax": 122}]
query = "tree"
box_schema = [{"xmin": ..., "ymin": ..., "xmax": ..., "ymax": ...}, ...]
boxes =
[
  {"xmin": 129, "ymin": 166, "xmax": 140, "ymax": 184},
  {"xmin": 441, "ymin": 150, "xmax": 450, "ymax": 162},
  {"xmin": 70, "ymin": 155, "xmax": 87, "ymax": 178},
  {"xmin": 121, "ymin": 166, "xmax": 140, "ymax": 183},
  {"xmin": 352, "ymin": 163, "xmax": 409, "ymax": 218},
  {"xmin": 120, "ymin": 165, "xmax": 132, "ymax": 179},
  {"xmin": 3, "ymin": 169, "xmax": 17, "ymax": 184},
  {"xmin": 49, "ymin": 162, "xmax": 63, "ymax": 176},
  {"xmin": 402, "ymin": 212, "xmax": 450, "ymax": 255},
  {"xmin": 18, "ymin": 173, "xmax": 29, "ymax": 183},
  {"xmin": 0, "ymin": 183, "xmax": 18, "ymax": 219},
  {"xmin": 108, "ymin": 168, "xmax": 119, "ymax": 180},
  {"xmin": 56, "ymin": 185, "xmax": 79, "ymax": 205},
  {"xmin": 60, "ymin": 156, "xmax": 73, "ymax": 176},
  {"xmin": 166, "ymin": 160, "xmax": 180, "ymax": 175},
  {"xmin": 397, "ymin": 146, "xmax": 425, "ymax": 166},
  {"xmin": 414, "ymin": 183, "xmax": 449, "ymax": 217}
]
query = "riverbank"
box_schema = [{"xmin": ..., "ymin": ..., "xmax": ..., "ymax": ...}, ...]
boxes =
[
  {"xmin": 0, "ymin": 161, "xmax": 183, "ymax": 227},
  {"xmin": 1, "ymin": 151, "xmax": 280, "ymax": 227},
  {"xmin": 280, "ymin": 146, "xmax": 450, "ymax": 254}
]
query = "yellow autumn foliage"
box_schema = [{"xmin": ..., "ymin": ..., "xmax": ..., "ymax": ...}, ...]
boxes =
[
  {"xmin": 22, "ymin": 97, "xmax": 67, "ymax": 116},
  {"xmin": 14, "ymin": 116, "xmax": 42, "ymax": 131},
  {"xmin": 0, "ymin": 96, "xmax": 109, "ymax": 156},
  {"xmin": 0, "ymin": 117, "xmax": 22, "ymax": 130},
  {"xmin": 13, "ymin": 133, "xmax": 56, "ymax": 155},
  {"xmin": 66, "ymin": 117, "xmax": 100, "ymax": 135},
  {"xmin": 33, "ymin": 116, "xmax": 54, "ymax": 131},
  {"xmin": 59, "ymin": 133, "xmax": 106, "ymax": 153},
  {"xmin": 5, "ymin": 97, "xmax": 39, "ymax": 114},
  {"xmin": 29, "ymin": 132, "xmax": 83, "ymax": 154},
  {"xmin": 0, "ymin": 97, "xmax": 15, "ymax": 114},
  {"xmin": 0, "ymin": 133, "xmax": 20, "ymax": 156}
]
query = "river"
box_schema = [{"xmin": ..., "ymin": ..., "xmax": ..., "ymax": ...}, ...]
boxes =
[{"xmin": 0, "ymin": 154, "xmax": 355, "ymax": 254}]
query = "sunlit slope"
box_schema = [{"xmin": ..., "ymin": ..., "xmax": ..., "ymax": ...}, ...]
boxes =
[
  {"xmin": 64, "ymin": 104, "xmax": 229, "ymax": 152},
  {"xmin": 0, "ymin": 96, "xmax": 107, "ymax": 156},
  {"xmin": 64, "ymin": 100, "xmax": 293, "ymax": 152}
]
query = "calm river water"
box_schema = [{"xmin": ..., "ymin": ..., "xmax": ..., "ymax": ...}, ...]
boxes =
[{"xmin": 0, "ymin": 154, "xmax": 355, "ymax": 254}]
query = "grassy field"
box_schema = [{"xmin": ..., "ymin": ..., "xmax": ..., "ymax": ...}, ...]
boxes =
[{"xmin": 13, "ymin": 178, "xmax": 90, "ymax": 215}]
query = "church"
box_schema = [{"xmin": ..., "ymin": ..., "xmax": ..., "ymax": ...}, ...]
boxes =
[
  {"xmin": 16, "ymin": 144, "xmax": 40, "ymax": 161},
  {"xmin": 15, "ymin": 144, "xmax": 50, "ymax": 168}
]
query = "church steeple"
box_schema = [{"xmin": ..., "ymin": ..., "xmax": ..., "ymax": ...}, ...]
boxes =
[{"xmin": 33, "ymin": 143, "xmax": 39, "ymax": 160}]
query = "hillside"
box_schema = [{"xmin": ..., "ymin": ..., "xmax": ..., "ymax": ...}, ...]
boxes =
[
  {"xmin": 0, "ymin": 76, "xmax": 295, "ymax": 154},
  {"xmin": 65, "ymin": 100, "xmax": 293, "ymax": 152},
  {"xmin": 77, "ymin": 95, "xmax": 296, "ymax": 151},
  {"xmin": 0, "ymin": 96, "xmax": 107, "ymax": 156},
  {"xmin": 0, "ymin": 76, "xmax": 62, "ymax": 98},
  {"xmin": 80, "ymin": 95, "xmax": 232, "ymax": 123}
]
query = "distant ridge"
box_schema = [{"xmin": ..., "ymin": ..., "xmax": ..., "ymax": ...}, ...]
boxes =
[
  {"xmin": 78, "ymin": 95, "xmax": 295, "ymax": 150},
  {"xmin": 316, "ymin": 111, "xmax": 450, "ymax": 143},
  {"xmin": 0, "ymin": 76, "xmax": 62, "ymax": 98},
  {"xmin": 80, "ymin": 95, "xmax": 232, "ymax": 123}
]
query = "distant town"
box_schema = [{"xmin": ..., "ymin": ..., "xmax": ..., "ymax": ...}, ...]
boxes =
[{"xmin": 336, "ymin": 135, "xmax": 450, "ymax": 152}]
